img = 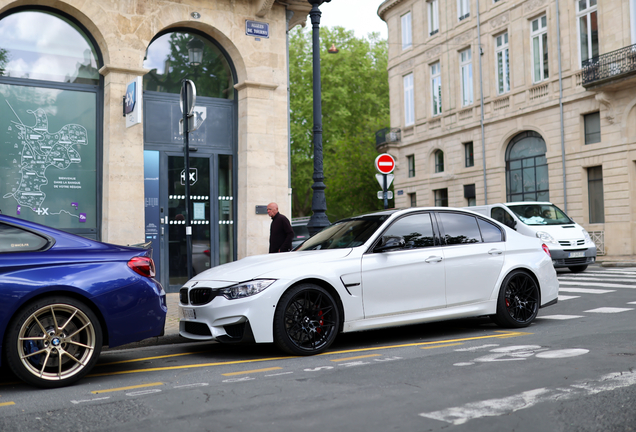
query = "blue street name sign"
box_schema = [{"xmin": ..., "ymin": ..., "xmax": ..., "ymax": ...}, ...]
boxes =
[{"xmin": 245, "ymin": 20, "xmax": 269, "ymax": 38}]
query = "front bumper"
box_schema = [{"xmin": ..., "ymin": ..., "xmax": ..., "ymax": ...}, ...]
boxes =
[
  {"xmin": 548, "ymin": 245, "xmax": 597, "ymax": 268},
  {"xmin": 178, "ymin": 285, "xmax": 279, "ymax": 344}
]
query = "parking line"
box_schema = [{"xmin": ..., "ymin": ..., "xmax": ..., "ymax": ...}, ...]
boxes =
[
  {"xmin": 91, "ymin": 382, "xmax": 164, "ymax": 394},
  {"xmin": 222, "ymin": 367, "xmax": 282, "ymax": 376},
  {"xmin": 421, "ymin": 343, "xmax": 464, "ymax": 350},
  {"xmin": 86, "ymin": 332, "xmax": 529, "ymax": 378},
  {"xmin": 98, "ymin": 351, "xmax": 209, "ymax": 366},
  {"xmin": 331, "ymin": 354, "xmax": 380, "ymax": 362},
  {"xmin": 0, "ymin": 402, "xmax": 15, "ymax": 407}
]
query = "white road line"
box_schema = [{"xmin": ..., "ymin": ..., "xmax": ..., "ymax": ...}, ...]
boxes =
[
  {"xmin": 558, "ymin": 288, "xmax": 614, "ymax": 294},
  {"xmin": 538, "ymin": 315, "xmax": 584, "ymax": 320},
  {"xmin": 265, "ymin": 372, "xmax": 294, "ymax": 377},
  {"xmin": 126, "ymin": 389, "xmax": 162, "ymax": 397},
  {"xmin": 557, "ymin": 295, "xmax": 580, "ymax": 301},
  {"xmin": 173, "ymin": 383, "xmax": 209, "ymax": 389},
  {"xmin": 559, "ymin": 281, "xmax": 633, "ymax": 289},
  {"xmin": 454, "ymin": 344, "xmax": 500, "ymax": 352},
  {"xmin": 584, "ymin": 307, "xmax": 634, "ymax": 313},
  {"xmin": 71, "ymin": 397, "xmax": 111, "ymax": 404},
  {"xmin": 419, "ymin": 371, "xmax": 636, "ymax": 425},
  {"xmin": 558, "ymin": 277, "xmax": 636, "ymax": 283}
]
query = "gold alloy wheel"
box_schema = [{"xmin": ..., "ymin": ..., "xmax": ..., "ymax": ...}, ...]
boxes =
[{"xmin": 17, "ymin": 303, "xmax": 97, "ymax": 382}]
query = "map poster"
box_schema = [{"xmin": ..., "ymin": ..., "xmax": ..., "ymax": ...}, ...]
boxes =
[{"xmin": 0, "ymin": 84, "xmax": 97, "ymax": 231}]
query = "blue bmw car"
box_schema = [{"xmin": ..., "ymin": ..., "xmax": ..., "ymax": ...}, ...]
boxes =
[{"xmin": 0, "ymin": 215, "xmax": 167, "ymax": 388}]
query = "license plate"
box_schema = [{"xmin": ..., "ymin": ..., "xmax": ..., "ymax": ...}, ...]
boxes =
[
  {"xmin": 180, "ymin": 307, "xmax": 196, "ymax": 320},
  {"xmin": 568, "ymin": 251, "xmax": 585, "ymax": 258}
]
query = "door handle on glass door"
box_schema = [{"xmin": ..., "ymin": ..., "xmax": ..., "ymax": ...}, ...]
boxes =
[{"xmin": 425, "ymin": 256, "xmax": 443, "ymax": 263}]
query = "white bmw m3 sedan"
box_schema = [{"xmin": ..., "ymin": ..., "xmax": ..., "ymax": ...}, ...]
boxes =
[{"xmin": 179, "ymin": 208, "xmax": 558, "ymax": 355}]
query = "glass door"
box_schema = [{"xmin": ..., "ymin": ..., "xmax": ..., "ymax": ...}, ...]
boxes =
[{"xmin": 167, "ymin": 155, "xmax": 212, "ymax": 290}]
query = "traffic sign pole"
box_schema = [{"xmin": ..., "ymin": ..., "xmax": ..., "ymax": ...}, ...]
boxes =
[
  {"xmin": 181, "ymin": 79, "xmax": 196, "ymax": 281},
  {"xmin": 383, "ymin": 174, "xmax": 388, "ymax": 209}
]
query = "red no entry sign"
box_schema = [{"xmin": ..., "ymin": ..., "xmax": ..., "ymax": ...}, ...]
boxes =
[{"xmin": 375, "ymin": 153, "xmax": 396, "ymax": 174}]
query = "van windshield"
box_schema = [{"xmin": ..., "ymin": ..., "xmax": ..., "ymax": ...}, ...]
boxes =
[{"xmin": 507, "ymin": 204, "xmax": 573, "ymax": 226}]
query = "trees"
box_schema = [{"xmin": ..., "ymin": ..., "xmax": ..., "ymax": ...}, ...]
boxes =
[{"xmin": 289, "ymin": 26, "xmax": 392, "ymax": 221}]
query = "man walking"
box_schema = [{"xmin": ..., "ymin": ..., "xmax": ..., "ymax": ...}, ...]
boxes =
[{"xmin": 267, "ymin": 202, "xmax": 293, "ymax": 253}]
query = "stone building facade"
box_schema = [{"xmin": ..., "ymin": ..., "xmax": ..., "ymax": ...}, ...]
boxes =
[
  {"xmin": 378, "ymin": 0, "xmax": 636, "ymax": 259},
  {"xmin": 0, "ymin": 0, "xmax": 312, "ymax": 290}
]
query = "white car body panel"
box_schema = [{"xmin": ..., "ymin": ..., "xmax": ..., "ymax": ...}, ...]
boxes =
[{"xmin": 179, "ymin": 208, "xmax": 559, "ymax": 346}]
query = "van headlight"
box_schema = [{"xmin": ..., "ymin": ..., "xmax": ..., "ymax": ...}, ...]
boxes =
[
  {"xmin": 536, "ymin": 231, "xmax": 558, "ymax": 244},
  {"xmin": 582, "ymin": 229, "xmax": 593, "ymax": 243},
  {"xmin": 220, "ymin": 279, "xmax": 276, "ymax": 300}
]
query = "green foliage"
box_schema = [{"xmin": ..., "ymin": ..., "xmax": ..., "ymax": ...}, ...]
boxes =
[
  {"xmin": 290, "ymin": 26, "xmax": 392, "ymax": 222},
  {"xmin": 0, "ymin": 48, "xmax": 8, "ymax": 76}
]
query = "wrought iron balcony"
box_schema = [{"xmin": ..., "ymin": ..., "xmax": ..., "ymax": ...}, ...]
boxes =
[
  {"xmin": 582, "ymin": 43, "xmax": 636, "ymax": 88},
  {"xmin": 375, "ymin": 127, "xmax": 401, "ymax": 149}
]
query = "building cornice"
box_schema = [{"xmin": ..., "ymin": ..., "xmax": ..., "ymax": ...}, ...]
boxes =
[
  {"xmin": 378, "ymin": 0, "xmax": 409, "ymax": 20},
  {"xmin": 99, "ymin": 65, "xmax": 150, "ymax": 77},
  {"xmin": 234, "ymin": 80, "xmax": 279, "ymax": 91}
]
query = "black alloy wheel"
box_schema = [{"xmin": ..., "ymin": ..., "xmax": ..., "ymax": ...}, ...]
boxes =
[
  {"xmin": 6, "ymin": 296, "xmax": 103, "ymax": 388},
  {"xmin": 273, "ymin": 284, "xmax": 340, "ymax": 356},
  {"xmin": 492, "ymin": 271, "xmax": 540, "ymax": 328}
]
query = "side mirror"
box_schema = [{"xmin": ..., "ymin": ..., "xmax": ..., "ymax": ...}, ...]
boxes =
[
  {"xmin": 505, "ymin": 220, "xmax": 517, "ymax": 230},
  {"xmin": 375, "ymin": 236, "xmax": 405, "ymax": 252}
]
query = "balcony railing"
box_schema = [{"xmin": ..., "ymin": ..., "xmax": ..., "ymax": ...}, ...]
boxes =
[
  {"xmin": 375, "ymin": 127, "xmax": 401, "ymax": 148},
  {"xmin": 582, "ymin": 43, "xmax": 636, "ymax": 87}
]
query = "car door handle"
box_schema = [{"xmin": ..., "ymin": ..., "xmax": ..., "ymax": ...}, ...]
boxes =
[
  {"xmin": 488, "ymin": 248, "xmax": 504, "ymax": 255},
  {"xmin": 425, "ymin": 256, "xmax": 443, "ymax": 263}
]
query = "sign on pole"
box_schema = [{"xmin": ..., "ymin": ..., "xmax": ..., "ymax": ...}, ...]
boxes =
[{"xmin": 375, "ymin": 153, "xmax": 396, "ymax": 174}]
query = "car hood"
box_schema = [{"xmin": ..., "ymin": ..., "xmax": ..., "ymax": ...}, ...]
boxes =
[{"xmin": 190, "ymin": 249, "xmax": 354, "ymax": 284}]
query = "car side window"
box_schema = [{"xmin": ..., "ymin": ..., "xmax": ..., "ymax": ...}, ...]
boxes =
[
  {"xmin": 478, "ymin": 218, "xmax": 504, "ymax": 242},
  {"xmin": 438, "ymin": 212, "xmax": 481, "ymax": 244},
  {"xmin": 382, "ymin": 213, "xmax": 436, "ymax": 249},
  {"xmin": 0, "ymin": 223, "xmax": 49, "ymax": 253}
]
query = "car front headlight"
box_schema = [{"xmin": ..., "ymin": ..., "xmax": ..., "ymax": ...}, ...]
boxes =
[
  {"xmin": 582, "ymin": 229, "xmax": 593, "ymax": 243},
  {"xmin": 220, "ymin": 279, "xmax": 276, "ymax": 300},
  {"xmin": 536, "ymin": 231, "xmax": 558, "ymax": 244}
]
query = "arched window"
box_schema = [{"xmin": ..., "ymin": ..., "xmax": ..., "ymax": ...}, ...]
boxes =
[
  {"xmin": 505, "ymin": 131, "xmax": 549, "ymax": 202},
  {"xmin": 143, "ymin": 31, "xmax": 234, "ymax": 99},
  {"xmin": 435, "ymin": 150, "xmax": 444, "ymax": 173},
  {"xmin": 0, "ymin": 9, "xmax": 102, "ymax": 238},
  {"xmin": 0, "ymin": 10, "xmax": 99, "ymax": 84}
]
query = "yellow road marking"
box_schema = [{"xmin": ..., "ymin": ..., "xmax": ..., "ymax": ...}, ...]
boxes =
[
  {"xmin": 331, "ymin": 354, "xmax": 380, "ymax": 362},
  {"xmin": 87, "ymin": 331, "xmax": 529, "ymax": 378},
  {"xmin": 421, "ymin": 343, "xmax": 464, "ymax": 350},
  {"xmin": 222, "ymin": 367, "xmax": 282, "ymax": 377},
  {"xmin": 92, "ymin": 382, "xmax": 164, "ymax": 394},
  {"xmin": 98, "ymin": 351, "xmax": 207, "ymax": 367},
  {"xmin": 0, "ymin": 402, "xmax": 15, "ymax": 407}
]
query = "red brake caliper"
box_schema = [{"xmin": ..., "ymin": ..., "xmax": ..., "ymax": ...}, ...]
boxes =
[{"xmin": 317, "ymin": 310, "xmax": 324, "ymax": 333}]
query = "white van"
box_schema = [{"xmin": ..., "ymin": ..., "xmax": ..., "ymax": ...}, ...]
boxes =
[{"xmin": 467, "ymin": 202, "xmax": 596, "ymax": 272}]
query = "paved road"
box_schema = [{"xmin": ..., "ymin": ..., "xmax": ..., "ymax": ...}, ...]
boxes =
[{"xmin": 1, "ymin": 265, "xmax": 636, "ymax": 432}]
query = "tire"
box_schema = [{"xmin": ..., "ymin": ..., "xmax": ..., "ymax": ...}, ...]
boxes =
[
  {"xmin": 568, "ymin": 265, "xmax": 588, "ymax": 273},
  {"xmin": 273, "ymin": 284, "xmax": 340, "ymax": 356},
  {"xmin": 492, "ymin": 271, "xmax": 540, "ymax": 328},
  {"xmin": 6, "ymin": 296, "xmax": 103, "ymax": 388}
]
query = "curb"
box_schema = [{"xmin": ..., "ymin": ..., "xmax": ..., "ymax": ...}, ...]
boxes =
[{"xmin": 600, "ymin": 262, "xmax": 636, "ymax": 268}]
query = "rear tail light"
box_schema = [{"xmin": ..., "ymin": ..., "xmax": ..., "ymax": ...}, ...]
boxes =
[
  {"xmin": 128, "ymin": 256, "xmax": 156, "ymax": 278},
  {"xmin": 542, "ymin": 244, "xmax": 551, "ymax": 257},
  {"xmin": 203, "ymin": 249, "xmax": 210, "ymax": 257}
]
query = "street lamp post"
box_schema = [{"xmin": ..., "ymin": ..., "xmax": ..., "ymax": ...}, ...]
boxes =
[{"xmin": 306, "ymin": 0, "xmax": 331, "ymax": 236}]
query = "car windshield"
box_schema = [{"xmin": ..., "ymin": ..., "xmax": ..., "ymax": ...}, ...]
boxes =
[
  {"xmin": 296, "ymin": 215, "xmax": 389, "ymax": 251},
  {"xmin": 507, "ymin": 204, "xmax": 573, "ymax": 226}
]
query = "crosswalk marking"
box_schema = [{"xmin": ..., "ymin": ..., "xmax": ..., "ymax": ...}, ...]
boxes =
[
  {"xmin": 557, "ymin": 295, "xmax": 580, "ymax": 301},
  {"xmin": 558, "ymin": 277, "xmax": 636, "ymax": 283},
  {"xmin": 558, "ymin": 281, "xmax": 634, "ymax": 289},
  {"xmin": 584, "ymin": 307, "xmax": 634, "ymax": 313},
  {"xmin": 558, "ymin": 288, "xmax": 614, "ymax": 294}
]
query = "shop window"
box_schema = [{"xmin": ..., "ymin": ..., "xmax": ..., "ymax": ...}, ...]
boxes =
[{"xmin": 0, "ymin": 9, "xmax": 101, "ymax": 238}]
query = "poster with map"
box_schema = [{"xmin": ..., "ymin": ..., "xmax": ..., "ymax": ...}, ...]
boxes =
[{"xmin": 0, "ymin": 84, "xmax": 97, "ymax": 231}]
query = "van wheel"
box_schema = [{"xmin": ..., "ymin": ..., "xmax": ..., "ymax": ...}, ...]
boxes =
[{"xmin": 568, "ymin": 265, "xmax": 588, "ymax": 273}]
